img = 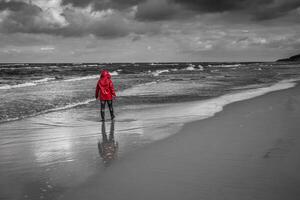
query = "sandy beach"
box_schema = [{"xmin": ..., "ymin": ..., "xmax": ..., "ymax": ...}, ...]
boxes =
[
  {"xmin": 1, "ymin": 80, "xmax": 300, "ymax": 200},
  {"xmin": 54, "ymin": 83, "xmax": 300, "ymax": 200}
]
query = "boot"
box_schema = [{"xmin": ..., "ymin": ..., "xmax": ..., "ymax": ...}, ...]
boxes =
[
  {"xmin": 109, "ymin": 108, "xmax": 115, "ymax": 120},
  {"xmin": 101, "ymin": 110, "xmax": 105, "ymax": 121}
]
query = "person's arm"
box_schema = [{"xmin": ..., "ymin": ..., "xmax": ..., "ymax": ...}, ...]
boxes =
[
  {"xmin": 95, "ymin": 80, "xmax": 100, "ymax": 99},
  {"xmin": 109, "ymin": 80, "xmax": 116, "ymax": 98}
]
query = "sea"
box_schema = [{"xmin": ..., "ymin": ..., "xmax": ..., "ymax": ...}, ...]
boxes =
[{"xmin": 1, "ymin": 62, "xmax": 300, "ymax": 123}]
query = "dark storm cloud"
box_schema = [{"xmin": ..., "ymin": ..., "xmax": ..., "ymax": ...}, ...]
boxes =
[
  {"xmin": 61, "ymin": 0, "xmax": 92, "ymax": 8},
  {"xmin": 134, "ymin": 0, "xmax": 180, "ymax": 21},
  {"xmin": 131, "ymin": 35, "xmax": 142, "ymax": 41},
  {"xmin": 56, "ymin": 8, "xmax": 161, "ymax": 38},
  {"xmin": 0, "ymin": 1, "xmax": 160, "ymax": 39},
  {"xmin": 173, "ymin": 0, "xmax": 300, "ymax": 21},
  {"xmin": 0, "ymin": 2, "xmax": 46, "ymax": 34},
  {"xmin": 252, "ymin": 0, "xmax": 300, "ymax": 21},
  {"xmin": 0, "ymin": 0, "xmax": 29, "ymax": 11},
  {"xmin": 173, "ymin": 0, "xmax": 248, "ymax": 13}
]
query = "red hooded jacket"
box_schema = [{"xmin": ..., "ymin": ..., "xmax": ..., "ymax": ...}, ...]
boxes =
[{"xmin": 95, "ymin": 70, "xmax": 116, "ymax": 100}]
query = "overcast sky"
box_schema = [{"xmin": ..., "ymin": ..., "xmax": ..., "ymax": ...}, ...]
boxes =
[{"xmin": 0, "ymin": 0, "xmax": 299, "ymax": 62}]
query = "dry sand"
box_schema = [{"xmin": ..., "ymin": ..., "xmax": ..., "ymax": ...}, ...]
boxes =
[{"xmin": 60, "ymin": 83, "xmax": 300, "ymax": 200}]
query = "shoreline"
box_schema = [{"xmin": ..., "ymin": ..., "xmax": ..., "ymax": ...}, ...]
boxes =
[
  {"xmin": 1, "ymin": 78, "xmax": 297, "ymax": 125},
  {"xmin": 60, "ymin": 82, "xmax": 300, "ymax": 200}
]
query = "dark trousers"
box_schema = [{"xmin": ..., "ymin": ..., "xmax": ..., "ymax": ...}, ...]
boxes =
[{"xmin": 100, "ymin": 100, "xmax": 115, "ymax": 120}]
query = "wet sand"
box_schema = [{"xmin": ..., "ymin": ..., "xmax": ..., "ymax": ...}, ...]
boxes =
[{"xmin": 60, "ymin": 84, "xmax": 300, "ymax": 200}]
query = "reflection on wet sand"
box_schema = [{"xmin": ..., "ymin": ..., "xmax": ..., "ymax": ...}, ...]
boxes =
[{"xmin": 98, "ymin": 120, "xmax": 118, "ymax": 165}]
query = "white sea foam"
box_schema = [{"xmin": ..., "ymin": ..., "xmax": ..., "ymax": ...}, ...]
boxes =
[
  {"xmin": 210, "ymin": 69, "xmax": 219, "ymax": 72},
  {"xmin": 152, "ymin": 69, "xmax": 169, "ymax": 76},
  {"xmin": 144, "ymin": 81, "xmax": 158, "ymax": 85},
  {"xmin": 47, "ymin": 99, "xmax": 95, "ymax": 112},
  {"xmin": 0, "ymin": 77, "xmax": 56, "ymax": 90},
  {"xmin": 0, "ymin": 82, "xmax": 35, "ymax": 90},
  {"xmin": 33, "ymin": 77, "xmax": 56, "ymax": 83},
  {"xmin": 184, "ymin": 64, "xmax": 204, "ymax": 71},
  {"xmin": 198, "ymin": 65, "xmax": 204, "ymax": 71},
  {"xmin": 209, "ymin": 64, "xmax": 242, "ymax": 68},
  {"xmin": 110, "ymin": 71, "xmax": 119, "ymax": 76},
  {"xmin": 185, "ymin": 66, "xmax": 195, "ymax": 71},
  {"xmin": 187, "ymin": 79, "xmax": 296, "ymax": 119},
  {"xmin": 64, "ymin": 75, "xmax": 99, "ymax": 82}
]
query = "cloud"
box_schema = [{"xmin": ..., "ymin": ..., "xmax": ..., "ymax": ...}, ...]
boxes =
[
  {"xmin": 252, "ymin": 0, "xmax": 300, "ymax": 21},
  {"xmin": 0, "ymin": 0, "xmax": 298, "ymax": 40},
  {"xmin": 131, "ymin": 34, "xmax": 142, "ymax": 42},
  {"xmin": 0, "ymin": 1, "xmax": 161, "ymax": 39},
  {"xmin": 134, "ymin": 0, "xmax": 179, "ymax": 21},
  {"xmin": 0, "ymin": 33, "xmax": 49, "ymax": 47},
  {"xmin": 0, "ymin": 0, "xmax": 68, "ymax": 34},
  {"xmin": 173, "ymin": 0, "xmax": 248, "ymax": 13},
  {"xmin": 0, "ymin": 0, "xmax": 29, "ymax": 12},
  {"xmin": 61, "ymin": 0, "xmax": 145, "ymax": 11},
  {"xmin": 58, "ymin": 7, "xmax": 161, "ymax": 38},
  {"xmin": 173, "ymin": 0, "xmax": 300, "ymax": 21}
]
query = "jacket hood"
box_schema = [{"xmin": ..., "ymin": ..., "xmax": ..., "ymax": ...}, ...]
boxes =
[{"xmin": 100, "ymin": 70, "xmax": 111, "ymax": 79}]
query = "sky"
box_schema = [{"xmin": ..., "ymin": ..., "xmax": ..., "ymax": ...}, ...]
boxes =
[{"xmin": 0, "ymin": 0, "xmax": 299, "ymax": 62}]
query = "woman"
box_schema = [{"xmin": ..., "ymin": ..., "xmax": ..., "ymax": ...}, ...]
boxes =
[{"xmin": 95, "ymin": 70, "xmax": 116, "ymax": 121}]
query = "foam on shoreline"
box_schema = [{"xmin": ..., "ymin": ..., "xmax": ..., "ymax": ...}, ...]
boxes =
[{"xmin": 125, "ymin": 79, "xmax": 298, "ymax": 125}]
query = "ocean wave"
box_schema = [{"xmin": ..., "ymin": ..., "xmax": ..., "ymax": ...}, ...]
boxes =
[
  {"xmin": 0, "ymin": 77, "xmax": 56, "ymax": 90},
  {"xmin": 110, "ymin": 70, "xmax": 119, "ymax": 76},
  {"xmin": 64, "ymin": 71, "xmax": 119, "ymax": 82},
  {"xmin": 46, "ymin": 99, "xmax": 95, "ymax": 112},
  {"xmin": 149, "ymin": 63, "xmax": 178, "ymax": 66},
  {"xmin": 0, "ymin": 66, "xmax": 42, "ymax": 70},
  {"xmin": 117, "ymin": 81, "xmax": 158, "ymax": 96},
  {"xmin": 118, "ymin": 81, "xmax": 214, "ymax": 97},
  {"xmin": 184, "ymin": 64, "xmax": 204, "ymax": 71},
  {"xmin": 209, "ymin": 64, "xmax": 242, "ymax": 68},
  {"xmin": 231, "ymin": 83, "xmax": 269, "ymax": 90},
  {"xmin": 64, "ymin": 75, "xmax": 99, "ymax": 82},
  {"xmin": 151, "ymin": 69, "xmax": 169, "ymax": 76},
  {"xmin": 0, "ymin": 71, "xmax": 120, "ymax": 90}
]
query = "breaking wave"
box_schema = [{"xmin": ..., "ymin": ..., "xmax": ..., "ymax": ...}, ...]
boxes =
[{"xmin": 0, "ymin": 77, "xmax": 56, "ymax": 90}]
